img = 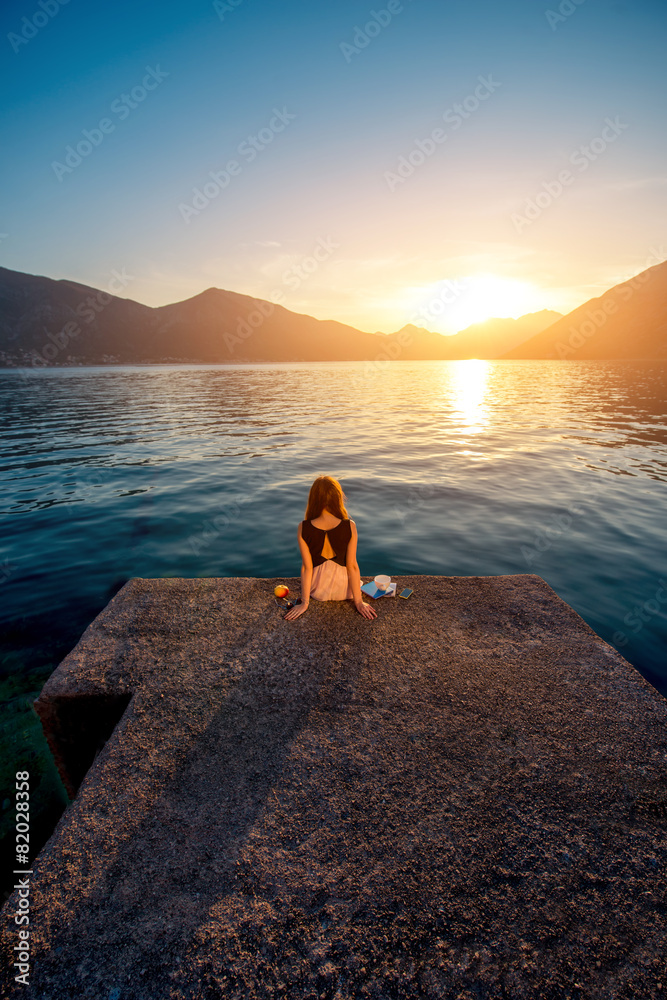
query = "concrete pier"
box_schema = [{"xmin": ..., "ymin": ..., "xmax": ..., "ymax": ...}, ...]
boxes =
[{"xmin": 1, "ymin": 574, "xmax": 666, "ymax": 999}]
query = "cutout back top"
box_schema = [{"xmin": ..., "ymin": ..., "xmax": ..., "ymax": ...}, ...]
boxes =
[{"xmin": 300, "ymin": 518, "xmax": 352, "ymax": 568}]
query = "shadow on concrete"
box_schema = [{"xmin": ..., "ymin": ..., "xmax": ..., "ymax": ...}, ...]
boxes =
[{"xmin": 30, "ymin": 603, "xmax": 377, "ymax": 996}]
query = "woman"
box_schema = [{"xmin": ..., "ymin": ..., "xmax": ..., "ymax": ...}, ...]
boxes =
[{"xmin": 284, "ymin": 475, "xmax": 377, "ymax": 621}]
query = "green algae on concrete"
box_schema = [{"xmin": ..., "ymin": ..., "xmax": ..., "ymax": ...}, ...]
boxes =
[{"xmin": 1, "ymin": 574, "xmax": 666, "ymax": 999}]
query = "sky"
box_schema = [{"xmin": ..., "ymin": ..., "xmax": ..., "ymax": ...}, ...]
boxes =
[{"xmin": 1, "ymin": 0, "xmax": 666, "ymax": 334}]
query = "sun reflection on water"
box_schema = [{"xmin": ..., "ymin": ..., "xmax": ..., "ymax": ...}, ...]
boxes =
[{"xmin": 449, "ymin": 359, "xmax": 491, "ymax": 436}]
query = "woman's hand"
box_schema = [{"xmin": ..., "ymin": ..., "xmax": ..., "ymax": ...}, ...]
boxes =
[
  {"xmin": 284, "ymin": 599, "xmax": 308, "ymax": 621},
  {"xmin": 355, "ymin": 600, "xmax": 377, "ymax": 620}
]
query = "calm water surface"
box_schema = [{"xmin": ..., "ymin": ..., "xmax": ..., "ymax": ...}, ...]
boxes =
[{"xmin": 1, "ymin": 360, "xmax": 666, "ymax": 695}]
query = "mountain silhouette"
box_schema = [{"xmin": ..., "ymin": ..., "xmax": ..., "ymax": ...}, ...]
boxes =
[
  {"xmin": 501, "ymin": 259, "xmax": 667, "ymax": 359},
  {"xmin": 419, "ymin": 312, "xmax": 562, "ymax": 359},
  {"xmin": 0, "ymin": 264, "xmax": 572, "ymax": 365}
]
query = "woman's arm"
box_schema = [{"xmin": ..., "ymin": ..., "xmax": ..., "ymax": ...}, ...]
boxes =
[
  {"xmin": 346, "ymin": 521, "xmax": 377, "ymax": 620},
  {"xmin": 284, "ymin": 523, "xmax": 312, "ymax": 621}
]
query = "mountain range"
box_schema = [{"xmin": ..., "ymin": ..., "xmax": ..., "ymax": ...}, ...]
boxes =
[
  {"xmin": 0, "ymin": 265, "xmax": 558, "ymax": 364},
  {"xmin": 0, "ymin": 260, "xmax": 665, "ymax": 365},
  {"xmin": 501, "ymin": 258, "xmax": 667, "ymax": 359}
]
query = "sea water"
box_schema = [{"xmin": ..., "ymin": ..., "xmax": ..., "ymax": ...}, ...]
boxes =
[{"xmin": 1, "ymin": 359, "xmax": 665, "ymax": 695}]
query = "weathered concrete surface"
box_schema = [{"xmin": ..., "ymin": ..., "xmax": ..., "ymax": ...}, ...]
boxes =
[{"xmin": 2, "ymin": 574, "xmax": 666, "ymax": 1000}]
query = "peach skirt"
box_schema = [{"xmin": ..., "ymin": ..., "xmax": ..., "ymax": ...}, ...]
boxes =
[{"xmin": 310, "ymin": 559, "xmax": 354, "ymax": 601}]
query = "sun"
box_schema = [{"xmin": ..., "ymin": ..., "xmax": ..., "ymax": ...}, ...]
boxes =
[{"xmin": 404, "ymin": 273, "xmax": 544, "ymax": 334}]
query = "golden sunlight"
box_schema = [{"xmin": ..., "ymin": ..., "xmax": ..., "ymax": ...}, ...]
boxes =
[
  {"xmin": 449, "ymin": 359, "xmax": 491, "ymax": 435},
  {"xmin": 405, "ymin": 274, "xmax": 544, "ymax": 334}
]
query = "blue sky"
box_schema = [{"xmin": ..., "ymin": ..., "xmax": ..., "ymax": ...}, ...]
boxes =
[{"xmin": 1, "ymin": 0, "xmax": 666, "ymax": 332}]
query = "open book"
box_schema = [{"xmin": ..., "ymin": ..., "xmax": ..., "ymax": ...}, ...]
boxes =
[{"xmin": 360, "ymin": 580, "xmax": 397, "ymax": 599}]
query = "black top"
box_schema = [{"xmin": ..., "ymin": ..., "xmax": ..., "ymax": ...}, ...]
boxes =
[{"xmin": 300, "ymin": 518, "xmax": 352, "ymax": 568}]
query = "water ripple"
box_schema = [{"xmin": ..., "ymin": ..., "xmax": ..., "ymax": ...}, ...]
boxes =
[{"xmin": 0, "ymin": 360, "xmax": 665, "ymax": 694}]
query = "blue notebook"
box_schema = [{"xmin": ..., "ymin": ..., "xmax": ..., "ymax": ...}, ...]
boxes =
[{"xmin": 361, "ymin": 581, "xmax": 397, "ymax": 599}]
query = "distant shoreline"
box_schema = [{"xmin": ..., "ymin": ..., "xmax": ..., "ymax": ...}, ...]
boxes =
[{"xmin": 1, "ymin": 357, "xmax": 663, "ymax": 370}]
